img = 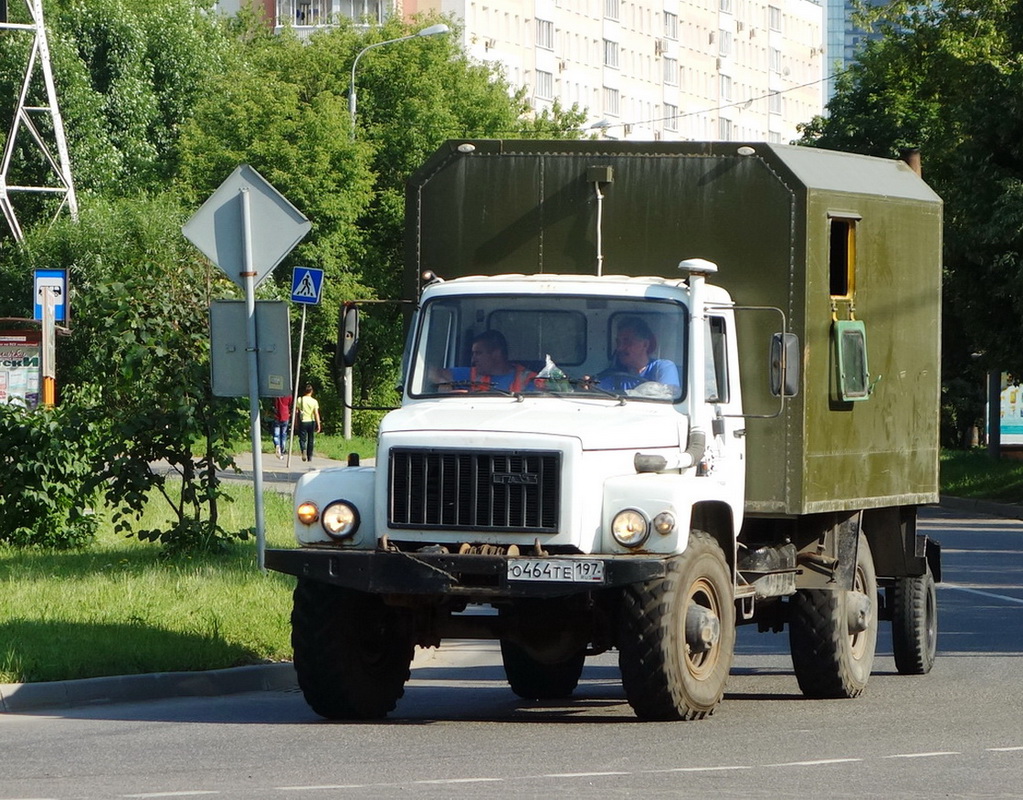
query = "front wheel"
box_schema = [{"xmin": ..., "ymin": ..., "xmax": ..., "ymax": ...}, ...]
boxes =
[
  {"xmin": 789, "ymin": 531, "xmax": 878, "ymax": 698},
  {"xmin": 890, "ymin": 563, "xmax": 937, "ymax": 675},
  {"xmin": 291, "ymin": 580, "xmax": 414, "ymax": 720},
  {"xmin": 618, "ymin": 530, "xmax": 736, "ymax": 720}
]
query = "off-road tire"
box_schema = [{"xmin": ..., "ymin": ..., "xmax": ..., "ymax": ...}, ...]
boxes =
[
  {"xmin": 890, "ymin": 563, "xmax": 937, "ymax": 675},
  {"xmin": 291, "ymin": 579, "xmax": 414, "ymax": 720},
  {"xmin": 789, "ymin": 532, "xmax": 878, "ymax": 698},
  {"xmin": 500, "ymin": 639, "xmax": 586, "ymax": 700},
  {"xmin": 618, "ymin": 530, "xmax": 736, "ymax": 720}
]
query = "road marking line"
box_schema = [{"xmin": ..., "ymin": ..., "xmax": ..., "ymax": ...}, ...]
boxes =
[
  {"xmin": 764, "ymin": 758, "xmax": 863, "ymax": 767},
  {"xmin": 884, "ymin": 751, "xmax": 961, "ymax": 759},
  {"xmin": 543, "ymin": 771, "xmax": 630, "ymax": 778},
  {"xmin": 121, "ymin": 794, "xmax": 220, "ymax": 798},
  {"xmin": 278, "ymin": 786, "xmax": 365, "ymax": 791},
  {"xmin": 651, "ymin": 765, "xmax": 753, "ymax": 773},
  {"xmin": 943, "ymin": 584, "xmax": 1023, "ymax": 605},
  {"xmin": 415, "ymin": 778, "xmax": 503, "ymax": 784},
  {"xmin": 988, "ymin": 746, "xmax": 1023, "ymax": 752}
]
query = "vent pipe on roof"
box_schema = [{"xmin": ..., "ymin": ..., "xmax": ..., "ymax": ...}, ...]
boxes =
[{"xmin": 899, "ymin": 147, "xmax": 922, "ymax": 177}]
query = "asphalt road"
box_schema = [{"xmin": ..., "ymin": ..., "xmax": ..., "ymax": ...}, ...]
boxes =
[{"xmin": 1, "ymin": 505, "xmax": 1021, "ymax": 799}]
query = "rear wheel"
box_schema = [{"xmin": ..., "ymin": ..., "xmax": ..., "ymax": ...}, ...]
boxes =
[
  {"xmin": 291, "ymin": 580, "xmax": 414, "ymax": 719},
  {"xmin": 618, "ymin": 530, "xmax": 735, "ymax": 720},
  {"xmin": 500, "ymin": 639, "xmax": 586, "ymax": 700},
  {"xmin": 890, "ymin": 563, "xmax": 937, "ymax": 675},
  {"xmin": 789, "ymin": 532, "xmax": 877, "ymax": 698}
]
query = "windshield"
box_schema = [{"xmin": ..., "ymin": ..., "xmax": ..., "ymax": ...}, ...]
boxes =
[{"xmin": 407, "ymin": 293, "xmax": 687, "ymax": 402}]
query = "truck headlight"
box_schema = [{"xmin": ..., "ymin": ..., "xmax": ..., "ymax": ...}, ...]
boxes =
[
  {"xmin": 611, "ymin": 509, "xmax": 649, "ymax": 548},
  {"xmin": 653, "ymin": 511, "xmax": 676, "ymax": 536},
  {"xmin": 322, "ymin": 501, "xmax": 359, "ymax": 540},
  {"xmin": 296, "ymin": 502, "xmax": 319, "ymax": 525}
]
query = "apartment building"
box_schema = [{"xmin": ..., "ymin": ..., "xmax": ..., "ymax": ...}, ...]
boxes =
[{"xmin": 225, "ymin": 0, "xmax": 825, "ymax": 142}]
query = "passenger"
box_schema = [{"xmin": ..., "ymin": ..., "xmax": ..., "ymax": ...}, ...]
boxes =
[
  {"xmin": 599, "ymin": 316, "xmax": 679, "ymax": 391},
  {"xmin": 432, "ymin": 330, "xmax": 536, "ymax": 393}
]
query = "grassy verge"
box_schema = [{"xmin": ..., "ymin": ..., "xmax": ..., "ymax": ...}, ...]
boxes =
[
  {"xmin": 1, "ymin": 448, "xmax": 1018, "ymax": 685},
  {"xmin": 0, "ymin": 483, "xmax": 296, "ymax": 684},
  {"xmin": 940, "ymin": 448, "xmax": 1023, "ymax": 504}
]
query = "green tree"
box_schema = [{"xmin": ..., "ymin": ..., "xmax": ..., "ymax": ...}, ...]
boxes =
[
  {"xmin": 10, "ymin": 195, "xmax": 250, "ymax": 553},
  {"xmin": 174, "ymin": 17, "xmax": 585, "ymax": 433},
  {"xmin": 797, "ymin": 0, "xmax": 1023, "ymax": 445}
]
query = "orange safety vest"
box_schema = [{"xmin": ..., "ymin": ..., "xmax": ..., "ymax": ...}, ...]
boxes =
[{"xmin": 469, "ymin": 364, "xmax": 535, "ymax": 393}]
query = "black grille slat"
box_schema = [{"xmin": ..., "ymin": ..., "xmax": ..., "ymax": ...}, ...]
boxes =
[{"xmin": 389, "ymin": 448, "xmax": 561, "ymax": 533}]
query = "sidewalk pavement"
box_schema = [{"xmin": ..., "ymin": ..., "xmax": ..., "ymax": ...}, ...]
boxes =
[
  {"xmin": 153, "ymin": 449, "xmax": 372, "ymax": 495},
  {"xmin": 2, "ymin": 495, "xmax": 1020, "ymax": 714}
]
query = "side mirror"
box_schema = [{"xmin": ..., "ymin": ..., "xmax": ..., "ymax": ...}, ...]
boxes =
[
  {"xmin": 770, "ymin": 332, "xmax": 800, "ymax": 397},
  {"xmin": 338, "ymin": 302, "xmax": 360, "ymax": 368}
]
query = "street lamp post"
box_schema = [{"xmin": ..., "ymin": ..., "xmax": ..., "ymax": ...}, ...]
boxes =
[
  {"xmin": 341, "ymin": 22, "xmax": 449, "ymax": 439},
  {"xmin": 348, "ymin": 22, "xmax": 450, "ymax": 137}
]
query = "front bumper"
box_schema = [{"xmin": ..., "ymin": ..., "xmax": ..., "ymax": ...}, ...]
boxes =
[{"xmin": 265, "ymin": 547, "xmax": 671, "ymax": 599}]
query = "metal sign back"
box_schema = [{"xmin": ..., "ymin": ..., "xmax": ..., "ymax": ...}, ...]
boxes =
[
  {"xmin": 183, "ymin": 164, "xmax": 311, "ymax": 289},
  {"xmin": 209, "ymin": 300, "xmax": 292, "ymax": 397}
]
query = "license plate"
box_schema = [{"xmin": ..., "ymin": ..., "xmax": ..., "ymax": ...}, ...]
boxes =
[{"xmin": 507, "ymin": 558, "xmax": 606, "ymax": 584}]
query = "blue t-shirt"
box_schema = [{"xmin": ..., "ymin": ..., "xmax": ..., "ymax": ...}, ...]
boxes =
[{"xmin": 599, "ymin": 359, "xmax": 680, "ymax": 392}]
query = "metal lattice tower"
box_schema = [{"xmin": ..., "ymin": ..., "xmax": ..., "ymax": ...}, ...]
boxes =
[{"xmin": 0, "ymin": 0, "xmax": 77, "ymax": 242}]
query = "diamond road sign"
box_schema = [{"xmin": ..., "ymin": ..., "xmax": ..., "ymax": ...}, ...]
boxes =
[
  {"xmin": 291, "ymin": 267, "xmax": 324, "ymax": 305},
  {"xmin": 182, "ymin": 164, "xmax": 311, "ymax": 289}
]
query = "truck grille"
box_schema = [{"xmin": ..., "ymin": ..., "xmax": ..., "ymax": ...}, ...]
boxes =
[{"xmin": 388, "ymin": 448, "xmax": 561, "ymax": 533}]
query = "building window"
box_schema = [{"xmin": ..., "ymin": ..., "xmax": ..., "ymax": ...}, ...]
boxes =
[
  {"xmin": 720, "ymin": 74, "xmax": 732, "ymax": 101},
  {"xmin": 770, "ymin": 47, "xmax": 782, "ymax": 73},
  {"xmin": 664, "ymin": 103, "xmax": 678, "ymax": 131},
  {"xmin": 604, "ymin": 0, "xmax": 619, "ymax": 21},
  {"xmin": 663, "ymin": 57, "xmax": 678, "ymax": 85},
  {"xmin": 719, "ymin": 30, "xmax": 732, "ymax": 57},
  {"xmin": 604, "ymin": 86, "xmax": 620, "ymax": 116},
  {"xmin": 335, "ymin": 0, "xmax": 387, "ymax": 25},
  {"xmin": 718, "ymin": 117, "xmax": 733, "ymax": 140},
  {"xmin": 664, "ymin": 11, "xmax": 678, "ymax": 39},
  {"xmin": 769, "ymin": 91, "xmax": 782, "ymax": 114},
  {"xmin": 719, "ymin": 0, "xmax": 733, "ymax": 12},
  {"xmin": 768, "ymin": 5, "xmax": 782, "ymax": 31},
  {"xmin": 536, "ymin": 19, "xmax": 554, "ymax": 50},
  {"xmin": 603, "ymin": 39, "xmax": 620, "ymax": 68},
  {"xmin": 535, "ymin": 70, "xmax": 554, "ymax": 100}
]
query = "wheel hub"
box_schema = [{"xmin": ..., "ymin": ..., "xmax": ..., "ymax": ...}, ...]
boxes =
[
  {"xmin": 846, "ymin": 590, "xmax": 872, "ymax": 634},
  {"xmin": 685, "ymin": 602, "xmax": 720, "ymax": 653}
]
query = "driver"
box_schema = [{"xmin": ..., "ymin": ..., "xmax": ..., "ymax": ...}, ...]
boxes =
[
  {"xmin": 598, "ymin": 316, "xmax": 679, "ymax": 391},
  {"xmin": 433, "ymin": 330, "xmax": 536, "ymax": 393}
]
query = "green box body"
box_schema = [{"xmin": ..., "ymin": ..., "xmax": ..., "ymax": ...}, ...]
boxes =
[{"xmin": 405, "ymin": 140, "xmax": 942, "ymax": 516}]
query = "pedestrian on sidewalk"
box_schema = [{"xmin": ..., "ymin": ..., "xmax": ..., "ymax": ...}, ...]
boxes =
[
  {"xmin": 296, "ymin": 384, "xmax": 321, "ymax": 462},
  {"xmin": 272, "ymin": 394, "xmax": 292, "ymax": 459}
]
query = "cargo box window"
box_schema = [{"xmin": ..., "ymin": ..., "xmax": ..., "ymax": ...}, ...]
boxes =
[
  {"xmin": 833, "ymin": 319, "xmax": 871, "ymax": 401},
  {"xmin": 829, "ymin": 217, "xmax": 858, "ymax": 298}
]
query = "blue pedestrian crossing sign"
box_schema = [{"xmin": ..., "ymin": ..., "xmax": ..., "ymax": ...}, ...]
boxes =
[{"xmin": 291, "ymin": 267, "xmax": 324, "ymax": 305}]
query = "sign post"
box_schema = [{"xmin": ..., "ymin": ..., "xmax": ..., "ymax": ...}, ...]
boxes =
[{"xmin": 183, "ymin": 165, "xmax": 311, "ymax": 569}]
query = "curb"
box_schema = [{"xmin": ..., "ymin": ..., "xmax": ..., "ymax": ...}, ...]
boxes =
[
  {"xmin": 0, "ymin": 643, "xmax": 484, "ymax": 714},
  {"xmin": 938, "ymin": 494, "xmax": 1023, "ymax": 521},
  {"xmin": 0, "ymin": 662, "xmax": 298, "ymax": 714}
]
